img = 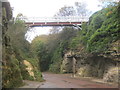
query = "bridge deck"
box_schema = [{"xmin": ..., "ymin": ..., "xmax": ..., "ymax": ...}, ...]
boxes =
[
  {"xmin": 25, "ymin": 22, "xmax": 82, "ymax": 27},
  {"xmin": 20, "ymin": 16, "xmax": 88, "ymax": 27}
]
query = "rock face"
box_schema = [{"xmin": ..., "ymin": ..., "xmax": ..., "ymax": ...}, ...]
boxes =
[
  {"xmin": 23, "ymin": 60, "xmax": 35, "ymax": 80},
  {"xmin": 76, "ymin": 56, "xmax": 118, "ymax": 78},
  {"xmin": 61, "ymin": 40, "xmax": 120, "ymax": 84},
  {"xmin": 103, "ymin": 67, "xmax": 119, "ymax": 83},
  {"xmin": 21, "ymin": 59, "xmax": 43, "ymax": 81},
  {"xmin": 61, "ymin": 51, "xmax": 73, "ymax": 73}
]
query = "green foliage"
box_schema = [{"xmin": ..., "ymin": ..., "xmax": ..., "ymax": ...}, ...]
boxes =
[
  {"xmin": 79, "ymin": 4, "xmax": 120, "ymax": 53},
  {"xmin": 49, "ymin": 46, "xmax": 63, "ymax": 73},
  {"xmin": 2, "ymin": 54, "xmax": 23, "ymax": 88},
  {"xmin": 7, "ymin": 18, "xmax": 30, "ymax": 59},
  {"xmin": 49, "ymin": 60, "xmax": 62, "ymax": 73},
  {"xmin": 30, "ymin": 2, "xmax": 120, "ymax": 74},
  {"xmin": 31, "ymin": 27, "xmax": 78, "ymax": 73},
  {"xmin": 2, "ymin": 2, "xmax": 24, "ymax": 88},
  {"xmin": 37, "ymin": 42, "xmax": 51, "ymax": 71},
  {"xmin": 69, "ymin": 37, "xmax": 80, "ymax": 49},
  {"xmin": 20, "ymin": 63, "xmax": 31, "ymax": 80},
  {"xmin": 21, "ymin": 58, "xmax": 43, "ymax": 81},
  {"xmin": 2, "ymin": 2, "xmax": 43, "ymax": 88}
]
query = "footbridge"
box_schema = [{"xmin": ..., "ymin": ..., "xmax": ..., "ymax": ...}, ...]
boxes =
[{"xmin": 19, "ymin": 16, "xmax": 89, "ymax": 27}]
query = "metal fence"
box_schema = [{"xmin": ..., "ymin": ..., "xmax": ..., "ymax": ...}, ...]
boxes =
[{"xmin": 18, "ymin": 16, "xmax": 89, "ymax": 23}]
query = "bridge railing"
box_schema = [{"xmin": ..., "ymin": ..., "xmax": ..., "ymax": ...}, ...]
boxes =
[{"xmin": 18, "ymin": 16, "xmax": 89, "ymax": 23}]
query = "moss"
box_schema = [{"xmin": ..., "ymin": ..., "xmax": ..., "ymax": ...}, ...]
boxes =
[
  {"xmin": 2, "ymin": 54, "xmax": 23, "ymax": 88},
  {"xmin": 34, "ymin": 70, "xmax": 43, "ymax": 81}
]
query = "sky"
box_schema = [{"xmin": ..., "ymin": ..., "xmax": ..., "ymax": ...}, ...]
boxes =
[{"xmin": 9, "ymin": 0, "xmax": 102, "ymax": 42}]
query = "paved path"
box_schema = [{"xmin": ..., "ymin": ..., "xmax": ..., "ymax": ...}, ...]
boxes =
[{"xmin": 20, "ymin": 72, "xmax": 118, "ymax": 88}]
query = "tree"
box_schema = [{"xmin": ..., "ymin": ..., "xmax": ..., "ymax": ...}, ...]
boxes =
[
  {"xmin": 75, "ymin": 2, "xmax": 88, "ymax": 17},
  {"xmin": 75, "ymin": 1, "xmax": 93, "ymax": 19},
  {"xmin": 7, "ymin": 13, "xmax": 30, "ymax": 59},
  {"xmin": 55, "ymin": 6, "xmax": 76, "ymax": 17},
  {"xmin": 98, "ymin": 0, "xmax": 119, "ymax": 8}
]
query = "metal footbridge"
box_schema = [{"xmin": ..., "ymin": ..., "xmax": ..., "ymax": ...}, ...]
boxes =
[{"xmin": 20, "ymin": 16, "xmax": 88, "ymax": 27}]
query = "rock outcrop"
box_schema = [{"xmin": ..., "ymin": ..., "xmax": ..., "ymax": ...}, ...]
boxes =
[
  {"xmin": 61, "ymin": 40, "xmax": 120, "ymax": 84},
  {"xmin": 61, "ymin": 50, "xmax": 74, "ymax": 73}
]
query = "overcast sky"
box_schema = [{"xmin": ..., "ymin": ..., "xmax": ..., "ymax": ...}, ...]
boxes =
[
  {"xmin": 9, "ymin": 0, "xmax": 101, "ymax": 42},
  {"xmin": 9, "ymin": 0, "xmax": 101, "ymax": 17}
]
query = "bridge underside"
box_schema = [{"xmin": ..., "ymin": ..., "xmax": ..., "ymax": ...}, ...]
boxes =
[{"xmin": 26, "ymin": 22, "xmax": 82, "ymax": 27}]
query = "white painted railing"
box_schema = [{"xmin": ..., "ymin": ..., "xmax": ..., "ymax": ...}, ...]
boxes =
[{"xmin": 18, "ymin": 16, "xmax": 89, "ymax": 23}]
